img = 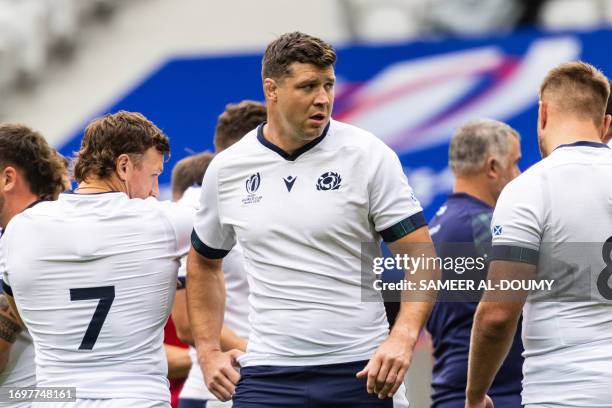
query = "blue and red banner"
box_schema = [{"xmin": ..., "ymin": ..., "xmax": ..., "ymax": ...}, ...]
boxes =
[{"xmin": 59, "ymin": 28, "xmax": 612, "ymax": 218}]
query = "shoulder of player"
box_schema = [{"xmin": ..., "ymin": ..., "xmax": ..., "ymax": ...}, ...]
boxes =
[
  {"xmin": 327, "ymin": 119, "xmax": 393, "ymax": 156},
  {"xmin": 178, "ymin": 186, "xmax": 201, "ymax": 210},
  {"xmin": 501, "ymin": 159, "xmax": 549, "ymax": 194},
  {"xmin": 141, "ymin": 198, "xmax": 195, "ymax": 219},
  {"xmin": 137, "ymin": 198, "xmax": 195, "ymax": 239},
  {"xmin": 210, "ymin": 128, "xmax": 259, "ymax": 166},
  {"xmin": 4, "ymin": 200, "xmax": 57, "ymax": 225}
]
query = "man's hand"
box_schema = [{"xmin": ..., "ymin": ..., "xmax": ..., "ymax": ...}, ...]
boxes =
[
  {"xmin": 199, "ymin": 348, "xmax": 243, "ymax": 402},
  {"xmin": 356, "ymin": 331, "xmax": 413, "ymax": 399},
  {"xmin": 465, "ymin": 394, "xmax": 494, "ymax": 408}
]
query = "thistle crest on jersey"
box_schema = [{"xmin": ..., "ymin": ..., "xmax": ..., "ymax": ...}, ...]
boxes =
[{"xmin": 317, "ymin": 172, "xmax": 341, "ymax": 191}]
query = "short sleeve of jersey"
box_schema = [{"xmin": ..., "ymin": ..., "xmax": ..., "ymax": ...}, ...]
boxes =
[
  {"xmin": 192, "ymin": 158, "xmax": 236, "ymax": 259},
  {"xmin": 490, "ymin": 174, "xmax": 543, "ymax": 264},
  {"xmin": 154, "ymin": 199, "xmax": 195, "ymax": 260},
  {"xmin": 368, "ymin": 141, "xmax": 426, "ymax": 242}
]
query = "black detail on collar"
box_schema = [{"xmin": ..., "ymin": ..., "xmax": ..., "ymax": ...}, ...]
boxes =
[
  {"xmin": 555, "ymin": 141, "xmax": 610, "ymax": 150},
  {"xmin": 257, "ymin": 122, "xmax": 330, "ymax": 161}
]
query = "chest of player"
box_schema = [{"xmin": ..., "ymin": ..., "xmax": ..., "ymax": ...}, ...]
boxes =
[{"xmin": 217, "ymin": 154, "xmax": 371, "ymax": 243}]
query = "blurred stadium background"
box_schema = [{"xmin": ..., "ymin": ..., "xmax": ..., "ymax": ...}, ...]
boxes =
[{"xmin": 2, "ymin": 0, "xmax": 612, "ymax": 406}]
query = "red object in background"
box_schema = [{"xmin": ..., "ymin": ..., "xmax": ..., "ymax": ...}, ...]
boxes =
[{"xmin": 165, "ymin": 317, "xmax": 189, "ymax": 408}]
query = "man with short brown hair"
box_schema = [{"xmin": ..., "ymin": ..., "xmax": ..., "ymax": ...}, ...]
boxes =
[
  {"xmin": 214, "ymin": 101, "xmax": 266, "ymax": 152},
  {"xmin": 466, "ymin": 61, "xmax": 612, "ymax": 407},
  {"xmin": 171, "ymin": 153, "xmax": 214, "ymax": 202},
  {"xmin": 73, "ymin": 110, "xmax": 170, "ymax": 198},
  {"xmin": 188, "ymin": 31, "xmax": 436, "ymax": 407},
  {"xmin": 2, "ymin": 111, "xmax": 193, "ymax": 407},
  {"xmin": 0, "ymin": 124, "xmax": 68, "ymax": 407},
  {"xmin": 535, "ymin": 61, "xmax": 610, "ymax": 156}
]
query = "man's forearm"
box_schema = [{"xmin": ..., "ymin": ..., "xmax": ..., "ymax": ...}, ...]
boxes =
[
  {"xmin": 165, "ymin": 344, "xmax": 192, "ymax": 380},
  {"xmin": 387, "ymin": 228, "xmax": 438, "ymax": 344},
  {"xmin": 186, "ymin": 248, "xmax": 225, "ymax": 352},
  {"xmin": 390, "ymin": 301, "xmax": 432, "ymax": 347},
  {"xmin": 466, "ymin": 303, "xmax": 520, "ymax": 400},
  {"xmin": 220, "ymin": 325, "xmax": 247, "ymax": 352},
  {"xmin": 467, "ymin": 260, "xmax": 531, "ymax": 401},
  {"xmin": 171, "ymin": 290, "xmax": 194, "ymax": 346}
]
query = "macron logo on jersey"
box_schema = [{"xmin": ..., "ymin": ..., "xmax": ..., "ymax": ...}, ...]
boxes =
[
  {"xmin": 493, "ymin": 225, "xmax": 503, "ymax": 236},
  {"xmin": 283, "ymin": 176, "xmax": 297, "ymax": 192}
]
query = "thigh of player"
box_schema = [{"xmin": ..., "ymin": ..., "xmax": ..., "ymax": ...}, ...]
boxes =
[{"xmin": 233, "ymin": 361, "xmax": 407, "ymax": 408}]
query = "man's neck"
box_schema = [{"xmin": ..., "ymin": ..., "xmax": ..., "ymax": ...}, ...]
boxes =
[
  {"xmin": 75, "ymin": 177, "xmax": 123, "ymax": 194},
  {"xmin": 263, "ymin": 120, "xmax": 319, "ymax": 156},
  {"xmin": 453, "ymin": 178, "xmax": 496, "ymax": 208},
  {"xmin": 0, "ymin": 194, "xmax": 39, "ymax": 229},
  {"xmin": 545, "ymin": 121, "xmax": 604, "ymax": 152}
]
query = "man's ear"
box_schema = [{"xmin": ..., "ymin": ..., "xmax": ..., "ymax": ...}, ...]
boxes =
[
  {"xmin": 115, "ymin": 154, "xmax": 131, "ymax": 182},
  {"xmin": 1, "ymin": 166, "xmax": 17, "ymax": 193},
  {"xmin": 263, "ymin": 78, "xmax": 278, "ymax": 103},
  {"xmin": 538, "ymin": 101, "xmax": 548, "ymax": 132},
  {"xmin": 601, "ymin": 114, "xmax": 612, "ymax": 142},
  {"xmin": 485, "ymin": 157, "xmax": 499, "ymax": 179}
]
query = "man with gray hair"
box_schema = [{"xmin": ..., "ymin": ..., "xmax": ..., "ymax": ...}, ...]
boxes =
[{"xmin": 426, "ymin": 119, "xmax": 522, "ymax": 408}]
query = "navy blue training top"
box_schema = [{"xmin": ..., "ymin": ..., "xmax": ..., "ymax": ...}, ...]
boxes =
[{"xmin": 427, "ymin": 193, "xmax": 524, "ymax": 407}]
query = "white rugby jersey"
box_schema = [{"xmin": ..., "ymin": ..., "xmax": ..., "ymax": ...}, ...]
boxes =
[
  {"xmin": 491, "ymin": 141, "xmax": 612, "ymax": 406},
  {"xmin": 1, "ymin": 192, "xmax": 193, "ymax": 403},
  {"xmin": 192, "ymin": 119, "xmax": 425, "ymax": 367},
  {"xmin": 177, "ymin": 187, "xmax": 250, "ymax": 401}
]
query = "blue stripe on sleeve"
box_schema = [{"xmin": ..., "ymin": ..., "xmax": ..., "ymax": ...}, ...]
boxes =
[
  {"xmin": 191, "ymin": 229, "xmax": 230, "ymax": 259},
  {"xmin": 379, "ymin": 212, "xmax": 427, "ymax": 243},
  {"xmin": 491, "ymin": 244, "xmax": 539, "ymax": 265}
]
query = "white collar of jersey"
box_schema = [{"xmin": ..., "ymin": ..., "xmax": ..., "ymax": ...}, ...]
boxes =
[{"xmin": 256, "ymin": 121, "xmax": 330, "ymax": 161}]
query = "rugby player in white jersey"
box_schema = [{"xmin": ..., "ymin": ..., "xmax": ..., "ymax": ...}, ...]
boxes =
[
  {"xmin": 0, "ymin": 124, "xmax": 68, "ymax": 407},
  {"xmin": 1, "ymin": 111, "xmax": 194, "ymax": 408},
  {"xmin": 466, "ymin": 62, "xmax": 612, "ymax": 408},
  {"xmin": 187, "ymin": 32, "xmax": 438, "ymax": 407},
  {"xmin": 172, "ymin": 100, "xmax": 266, "ymax": 408}
]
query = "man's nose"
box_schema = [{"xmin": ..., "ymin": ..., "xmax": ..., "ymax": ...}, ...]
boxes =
[{"xmin": 314, "ymin": 87, "xmax": 330, "ymax": 106}]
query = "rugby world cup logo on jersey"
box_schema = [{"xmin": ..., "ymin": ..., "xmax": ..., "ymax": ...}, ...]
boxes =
[
  {"xmin": 316, "ymin": 171, "xmax": 342, "ymax": 191},
  {"xmin": 242, "ymin": 172, "xmax": 263, "ymax": 205},
  {"xmin": 246, "ymin": 173, "xmax": 260, "ymax": 194}
]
